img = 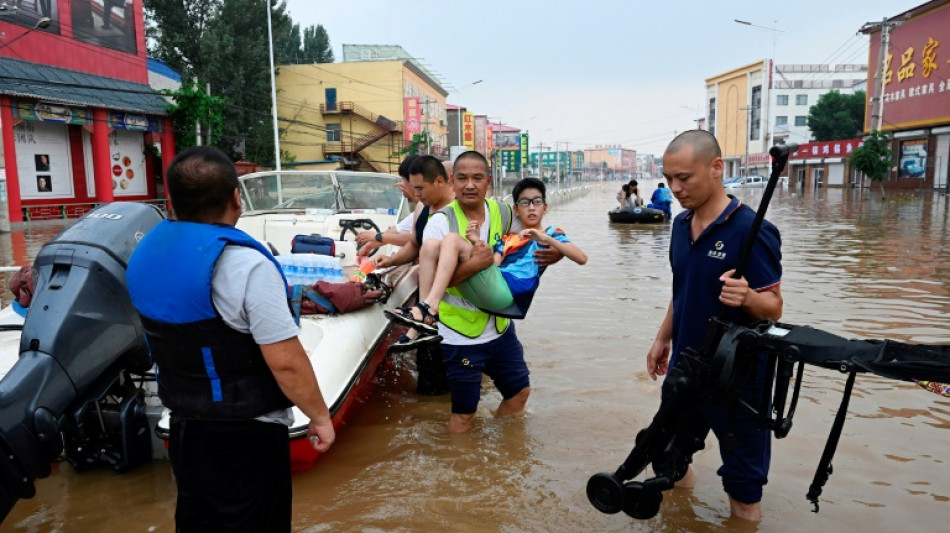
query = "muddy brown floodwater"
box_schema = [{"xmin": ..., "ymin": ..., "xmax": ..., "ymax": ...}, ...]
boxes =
[{"xmin": 2, "ymin": 183, "xmax": 949, "ymax": 532}]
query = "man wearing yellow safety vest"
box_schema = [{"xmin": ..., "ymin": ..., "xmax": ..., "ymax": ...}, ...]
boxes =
[{"xmin": 421, "ymin": 151, "xmax": 562, "ymax": 433}]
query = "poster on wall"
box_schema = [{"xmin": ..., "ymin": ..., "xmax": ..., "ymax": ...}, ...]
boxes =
[
  {"xmin": 1, "ymin": 0, "xmax": 61, "ymax": 35},
  {"xmin": 493, "ymin": 131, "xmax": 520, "ymax": 149},
  {"xmin": 70, "ymin": 0, "xmax": 137, "ymax": 55},
  {"xmin": 899, "ymin": 139, "xmax": 927, "ymax": 178},
  {"xmin": 109, "ymin": 130, "xmax": 147, "ymax": 196},
  {"xmin": 13, "ymin": 121, "xmax": 72, "ymax": 199}
]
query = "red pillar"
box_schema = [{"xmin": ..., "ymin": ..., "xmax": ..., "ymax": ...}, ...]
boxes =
[
  {"xmin": 92, "ymin": 108, "xmax": 114, "ymax": 203},
  {"xmin": 161, "ymin": 118, "xmax": 176, "ymax": 202},
  {"xmin": 1, "ymin": 97, "xmax": 24, "ymax": 223}
]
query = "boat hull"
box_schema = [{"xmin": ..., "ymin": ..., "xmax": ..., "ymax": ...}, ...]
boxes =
[{"xmin": 608, "ymin": 206, "xmax": 668, "ymax": 224}]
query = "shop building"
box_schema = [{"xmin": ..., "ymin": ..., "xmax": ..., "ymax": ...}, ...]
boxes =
[
  {"xmin": 862, "ymin": 0, "xmax": 950, "ymax": 190},
  {"xmin": 786, "ymin": 138, "xmax": 865, "ymax": 191},
  {"xmin": 277, "ymin": 44, "xmax": 448, "ymax": 173},
  {"xmin": 706, "ymin": 60, "xmax": 866, "ymax": 179},
  {"xmin": 584, "ymin": 145, "xmax": 637, "ymax": 176},
  {"xmin": 0, "ymin": 1, "xmax": 173, "ymax": 224}
]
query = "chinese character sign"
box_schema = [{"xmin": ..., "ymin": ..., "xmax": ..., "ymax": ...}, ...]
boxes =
[
  {"xmin": 474, "ymin": 116, "xmax": 488, "ymax": 155},
  {"xmin": 787, "ymin": 138, "xmax": 865, "ymax": 160},
  {"xmin": 463, "ymin": 112, "xmax": 475, "ymax": 151},
  {"xmin": 501, "ymin": 149, "xmax": 521, "ymax": 172},
  {"xmin": 520, "ymin": 134, "xmax": 530, "ymax": 165},
  {"xmin": 865, "ymin": 7, "xmax": 950, "ymax": 130},
  {"xmin": 404, "ymin": 97, "xmax": 421, "ymax": 142}
]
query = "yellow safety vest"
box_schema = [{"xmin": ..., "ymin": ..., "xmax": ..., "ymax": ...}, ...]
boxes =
[{"xmin": 436, "ymin": 199, "xmax": 513, "ymax": 338}]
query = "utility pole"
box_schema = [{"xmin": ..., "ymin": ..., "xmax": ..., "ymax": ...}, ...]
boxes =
[{"xmin": 555, "ymin": 141, "xmax": 560, "ymax": 188}]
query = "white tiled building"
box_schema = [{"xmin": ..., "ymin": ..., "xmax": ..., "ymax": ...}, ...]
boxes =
[{"xmin": 771, "ymin": 64, "xmax": 868, "ymax": 145}]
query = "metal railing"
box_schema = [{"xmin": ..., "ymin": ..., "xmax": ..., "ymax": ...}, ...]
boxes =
[{"xmin": 21, "ymin": 199, "xmax": 169, "ymax": 221}]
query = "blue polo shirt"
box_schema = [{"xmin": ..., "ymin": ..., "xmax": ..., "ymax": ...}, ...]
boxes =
[{"xmin": 669, "ymin": 196, "xmax": 782, "ymax": 368}]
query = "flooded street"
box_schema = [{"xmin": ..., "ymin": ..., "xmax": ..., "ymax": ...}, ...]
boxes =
[{"xmin": 2, "ymin": 182, "xmax": 950, "ymax": 532}]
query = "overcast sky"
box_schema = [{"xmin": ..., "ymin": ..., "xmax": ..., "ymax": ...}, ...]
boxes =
[{"xmin": 284, "ymin": 0, "xmax": 921, "ymax": 155}]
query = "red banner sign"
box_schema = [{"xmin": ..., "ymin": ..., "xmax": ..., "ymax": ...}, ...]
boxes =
[
  {"xmin": 788, "ymin": 138, "xmax": 864, "ymax": 159},
  {"xmin": 404, "ymin": 97, "xmax": 421, "ymax": 142}
]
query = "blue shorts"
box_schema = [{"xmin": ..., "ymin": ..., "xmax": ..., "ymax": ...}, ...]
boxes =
[
  {"xmin": 671, "ymin": 356, "xmax": 773, "ymax": 504},
  {"xmin": 441, "ymin": 325, "xmax": 530, "ymax": 414}
]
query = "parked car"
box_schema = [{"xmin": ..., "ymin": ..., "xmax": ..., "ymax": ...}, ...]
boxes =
[
  {"xmin": 722, "ymin": 177, "xmax": 743, "ymax": 186},
  {"xmin": 724, "ymin": 175, "xmax": 767, "ymax": 188}
]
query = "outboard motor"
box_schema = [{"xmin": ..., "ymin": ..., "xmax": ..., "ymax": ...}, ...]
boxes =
[{"xmin": 0, "ymin": 202, "xmax": 164, "ymax": 522}]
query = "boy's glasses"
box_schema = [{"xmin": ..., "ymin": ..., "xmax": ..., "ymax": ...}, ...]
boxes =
[{"xmin": 516, "ymin": 197, "xmax": 545, "ymax": 207}]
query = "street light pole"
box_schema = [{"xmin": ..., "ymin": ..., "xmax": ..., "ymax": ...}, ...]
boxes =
[
  {"xmin": 0, "ymin": 16, "xmax": 52, "ymax": 50},
  {"xmin": 266, "ymin": 2, "xmax": 281, "ymax": 171},
  {"xmin": 735, "ymin": 19, "xmax": 783, "ymax": 151}
]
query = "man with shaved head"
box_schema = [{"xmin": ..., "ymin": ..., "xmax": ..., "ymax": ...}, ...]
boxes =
[{"xmin": 646, "ymin": 130, "xmax": 783, "ymax": 521}]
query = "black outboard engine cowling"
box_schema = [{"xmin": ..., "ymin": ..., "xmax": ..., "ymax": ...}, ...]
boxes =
[{"xmin": 0, "ymin": 202, "xmax": 164, "ymax": 522}]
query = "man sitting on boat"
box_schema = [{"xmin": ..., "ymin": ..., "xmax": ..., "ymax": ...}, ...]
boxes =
[
  {"xmin": 372, "ymin": 155, "xmax": 458, "ymax": 351},
  {"xmin": 355, "ymin": 155, "xmax": 423, "ymax": 256},
  {"xmin": 648, "ymin": 182, "xmax": 674, "ymax": 219},
  {"xmin": 126, "ymin": 146, "xmax": 335, "ymax": 532}
]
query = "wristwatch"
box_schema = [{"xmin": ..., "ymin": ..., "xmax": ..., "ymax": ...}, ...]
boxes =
[{"xmin": 375, "ymin": 232, "xmax": 383, "ymax": 243}]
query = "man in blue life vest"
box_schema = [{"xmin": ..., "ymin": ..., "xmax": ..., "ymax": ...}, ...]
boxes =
[
  {"xmin": 126, "ymin": 147, "xmax": 335, "ymax": 532},
  {"xmin": 646, "ymin": 130, "xmax": 782, "ymax": 521},
  {"xmin": 648, "ymin": 182, "xmax": 674, "ymax": 219},
  {"xmin": 421, "ymin": 151, "xmax": 562, "ymax": 433}
]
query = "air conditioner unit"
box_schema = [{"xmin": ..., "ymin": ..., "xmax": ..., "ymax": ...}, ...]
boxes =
[{"xmin": 439, "ymin": 119, "xmax": 446, "ymax": 126}]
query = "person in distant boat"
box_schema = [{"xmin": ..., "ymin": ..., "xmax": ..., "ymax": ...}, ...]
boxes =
[
  {"xmin": 648, "ymin": 182, "xmax": 674, "ymax": 219},
  {"xmin": 617, "ymin": 184, "xmax": 632, "ymax": 208},
  {"xmin": 627, "ymin": 179, "xmax": 645, "ymax": 207},
  {"xmin": 388, "ymin": 177, "xmax": 586, "ymax": 332},
  {"xmin": 646, "ymin": 130, "xmax": 782, "ymax": 522},
  {"xmin": 126, "ymin": 146, "xmax": 334, "ymax": 532}
]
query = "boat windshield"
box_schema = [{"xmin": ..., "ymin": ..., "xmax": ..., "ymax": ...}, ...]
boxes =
[
  {"xmin": 335, "ymin": 171, "xmax": 402, "ymax": 211},
  {"xmin": 239, "ymin": 171, "xmax": 402, "ymax": 212}
]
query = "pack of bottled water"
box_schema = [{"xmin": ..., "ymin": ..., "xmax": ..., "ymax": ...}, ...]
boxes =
[{"xmin": 276, "ymin": 254, "xmax": 345, "ymax": 286}]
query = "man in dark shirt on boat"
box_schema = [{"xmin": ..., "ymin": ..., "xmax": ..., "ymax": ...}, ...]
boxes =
[
  {"xmin": 646, "ymin": 130, "xmax": 782, "ymax": 522},
  {"xmin": 126, "ymin": 146, "xmax": 335, "ymax": 532},
  {"xmin": 356, "ymin": 155, "xmax": 422, "ymax": 256}
]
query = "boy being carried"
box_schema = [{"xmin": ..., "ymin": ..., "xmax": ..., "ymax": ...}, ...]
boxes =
[{"xmin": 386, "ymin": 178, "xmax": 587, "ymax": 336}]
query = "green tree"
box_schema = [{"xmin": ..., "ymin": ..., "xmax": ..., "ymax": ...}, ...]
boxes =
[
  {"xmin": 146, "ymin": 1, "xmax": 328, "ymax": 164},
  {"xmin": 144, "ymin": 0, "xmax": 219, "ymax": 76},
  {"xmin": 163, "ymin": 80, "xmax": 227, "ymax": 149},
  {"xmin": 807, "ymin": 90, "xmax": 866, "ymax": 141},
  {"xmin": 302, "ymin": 24, "xmax": 334, "ymax": 63},
  {"xmin": 850, "ymin": 130, "xmax": 893, "ymax": 199},
  {"xmin": 402, "ymin": 132, "xmax": 430, "ymax": 155}
]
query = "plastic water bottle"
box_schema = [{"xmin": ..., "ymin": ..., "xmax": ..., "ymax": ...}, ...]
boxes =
[
  {"xmin": 331, "ymin": 256, "xmax": 344, "ymax": 283},
  {"xmin": 316, "ymin": 255, "xmax": 330, "ymax": 281},
  {"xmin": 301, "ymin": 254, "xmax": 317, "ymax": 285},
  {"xmin": 278, "ymin": 255, "xmax": 297, "ymax": 285}
]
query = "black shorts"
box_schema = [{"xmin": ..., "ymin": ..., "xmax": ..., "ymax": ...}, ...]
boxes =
[
  {"xmin": 442, "ymin": 325, "xmax": 530, "ymax": 414},
  {"xmin": 169, "ymin": 418, "xmax": 292, "ymax": 533}
]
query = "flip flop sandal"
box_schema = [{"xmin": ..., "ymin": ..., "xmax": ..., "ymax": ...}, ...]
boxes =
[
  {"xmin": 384, "ymin": 303, "xmax": 439, "ymax": 334},
  {"xmin": 387, "ymin": 333, "xmax": 443, "ymax": 353}
]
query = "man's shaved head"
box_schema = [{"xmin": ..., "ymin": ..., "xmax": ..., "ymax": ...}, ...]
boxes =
[{"xmin": 665, "ymin": 130, "xmax": 722, "ymax": 163}]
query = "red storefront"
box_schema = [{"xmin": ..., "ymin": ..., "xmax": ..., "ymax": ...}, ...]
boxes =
[
  {"xmin": 0, "ymin": 1, "xmax": 175, "ymax": 223},
  {"xmin": 863, "ymin": 0, "xmax": 950, "ymax": 190},
  {"xmin": 787, "ymin": 138, "xmax": 865, "ymax": 191}
]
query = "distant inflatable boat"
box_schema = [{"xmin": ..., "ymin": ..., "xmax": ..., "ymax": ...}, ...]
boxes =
[{"xmin": 608, "ymin": 206, "xmax": 669, "ymax": 224}]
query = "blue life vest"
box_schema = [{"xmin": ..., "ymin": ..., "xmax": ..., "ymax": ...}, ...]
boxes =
[
  {"xmin": 127, "ymin": 220, "xmax": 293, "ymax": 419},
  {"xmin": 652, "ymin": 187, "xmax": 673, "ymax": 204}
]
